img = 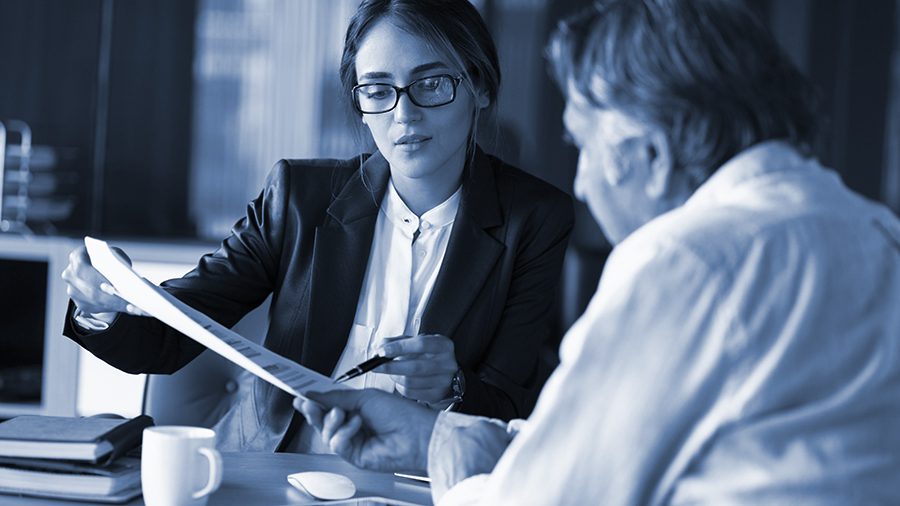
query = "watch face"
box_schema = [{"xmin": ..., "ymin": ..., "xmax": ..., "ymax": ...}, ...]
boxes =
[{"xmin": 451, "ymin": 369, "xmax": 465, "ymax": 397}]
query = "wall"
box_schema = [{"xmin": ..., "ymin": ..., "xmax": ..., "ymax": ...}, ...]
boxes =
[{"xmin": 0, "ymin": 0, "xmax": 197, "ymax": 237}]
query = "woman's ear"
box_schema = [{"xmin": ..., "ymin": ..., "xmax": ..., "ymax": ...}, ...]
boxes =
[
  {"xmin": 644, "ymin": 130, "xmax": 673, "ymax": 199},
  {"xmin": 474, "ymin": 89, "xmax": 490, "ymax": 109}
]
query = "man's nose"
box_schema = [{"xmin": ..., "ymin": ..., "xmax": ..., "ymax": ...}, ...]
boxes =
[{"xmin": 573, "ymin": 151, "xmax": 590, "ymax": 200}]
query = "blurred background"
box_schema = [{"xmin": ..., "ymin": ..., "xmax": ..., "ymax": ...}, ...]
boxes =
[{"xmin": 0, "ymin": 0, "xmax": 898, "ymax": 417}]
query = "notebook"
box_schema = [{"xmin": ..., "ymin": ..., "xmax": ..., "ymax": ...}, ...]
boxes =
[
  {"xmin": 0, "ymin": 414, "xmax": 153, "ymax": 463},
  {"xmin": 0, "ymin": 454, "xmax": 141, "ymax": 498}
]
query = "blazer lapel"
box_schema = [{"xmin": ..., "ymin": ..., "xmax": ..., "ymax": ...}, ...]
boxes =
[
  {"xmin": 302, "ymin": 153, "xmax": 390, "ymax": 374},
  {"xmin": 421, "ymin": 149, "xmax": 504, "ymax": 336}
]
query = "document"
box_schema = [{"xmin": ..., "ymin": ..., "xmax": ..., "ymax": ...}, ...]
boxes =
[{"xmin": 84, "ymin": 236, "xmax": 343, "ymax": 398}]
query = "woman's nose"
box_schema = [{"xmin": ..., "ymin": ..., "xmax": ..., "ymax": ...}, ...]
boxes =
[{"xmin": 393, "ymin": 92, "xmax": 422, "ymax": 123}]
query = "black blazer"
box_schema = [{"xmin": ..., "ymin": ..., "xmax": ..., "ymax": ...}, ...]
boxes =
[{"xmin": 66, "ymin": 148, "xmax": 574, "ymax": 451}]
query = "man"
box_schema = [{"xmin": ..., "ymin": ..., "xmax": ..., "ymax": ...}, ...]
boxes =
[{"xmin": 297, "ymin": 0, "xmax": 900, "ymax": 504}]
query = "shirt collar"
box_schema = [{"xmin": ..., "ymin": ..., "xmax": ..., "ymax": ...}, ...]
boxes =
[
  {"xmin": 686, "ymin": 140, "xmax": 818, "ymax": 209},
  {"xmin": 422, "ymin": 185, "xmax": 462, "ymax": 228},
  {"xmin": 382, "ymin": 180, "xmax": 462, "ymax": 232}
]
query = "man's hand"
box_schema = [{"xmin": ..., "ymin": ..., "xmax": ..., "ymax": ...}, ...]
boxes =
[
  {"xmin": 293, "ymin": 389, "xmax": 439, "ymax": 472},
  {"xmin": 375, "ymin": 334, "xmax": 459, "ymax": 404}
]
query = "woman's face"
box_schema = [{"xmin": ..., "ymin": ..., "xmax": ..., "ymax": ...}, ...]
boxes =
[{"xmin": 354, "ymin": 19, "xmax": 482, "ymax": 188}]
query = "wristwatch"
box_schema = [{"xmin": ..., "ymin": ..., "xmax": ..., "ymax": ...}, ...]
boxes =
[
  {"xmin": 419, "ymin": 368, "xmax": 466, "ymax": 412},
  {"xmin": 447, "ymin": 368, "xmax": 466, "ymax": 407}
]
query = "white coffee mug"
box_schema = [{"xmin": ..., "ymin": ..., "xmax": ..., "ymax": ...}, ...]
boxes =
[{"xmin": 141, "ymin": 426, "xmax": 223, "ymax": 506}]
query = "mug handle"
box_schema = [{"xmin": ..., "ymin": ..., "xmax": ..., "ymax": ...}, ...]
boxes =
[{"xmin": 192, "ymin": 447, "xmax": 223, "ymax": 499}]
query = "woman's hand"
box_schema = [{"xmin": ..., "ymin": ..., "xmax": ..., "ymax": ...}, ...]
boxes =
[
  {"xmin": 375, "ymin": 334, "xmax": 459, "ymax": 404},
  {"xmin": 60, "ymin": 246, "xmax": 145, "ymax": 316}
]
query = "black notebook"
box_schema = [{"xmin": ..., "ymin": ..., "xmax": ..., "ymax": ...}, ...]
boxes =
[{"xmin": 0, "ymin": 415, "xmax": 153, "ymax": 463}]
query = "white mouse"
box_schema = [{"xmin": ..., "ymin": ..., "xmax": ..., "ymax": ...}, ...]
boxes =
[{"xmin": 287, "ymin": 471, "xmax": 356, "ymax": 500}]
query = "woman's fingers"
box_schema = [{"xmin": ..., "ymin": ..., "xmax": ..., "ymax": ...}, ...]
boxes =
[
  {"xmin": 376, "ymin": 356, "xmax": 456, "ymax": 376},
  {"xmin": 389, "ymin": 373, "xmax": 455, "ymax": 390},
  {"xmin": 64, "ymin": 272, "xmax": 123, "ymax": 314},
  {"xmin": 376, "ymin": 334, "xmax": 457, "ymax": 377},
  {"xmin": 62, "ymin": 246, "xmax": 134, "ymax": 315},
  {"xmin": 380, "ymin": 334, "xmax": 454, "ymax": 356},
  {"xmin": 372, "ymin": 335, "xmax": 459, "ymax": 403}
]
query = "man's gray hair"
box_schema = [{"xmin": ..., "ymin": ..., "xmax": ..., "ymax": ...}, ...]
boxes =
[{"xmin": 548, "ymin": 0, "xmax": 821, "ymax": 186}]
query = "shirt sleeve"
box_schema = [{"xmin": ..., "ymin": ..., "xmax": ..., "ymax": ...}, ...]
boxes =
[
  {"xmin": 439, "ymin": 238, "xmax": 741, "ymax": 505},
  {"xmin": 71, "ymin": 307, "xmax": 119, "ymax": 332},
  {"xmin": 427, "ymin": 411, "xmax": 519, "ymax": 502}
]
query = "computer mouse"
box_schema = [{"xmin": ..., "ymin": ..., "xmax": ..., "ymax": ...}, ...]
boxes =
[{"xmin": 287, "ymin": 471, "xmax": 356, "ymax": 500}]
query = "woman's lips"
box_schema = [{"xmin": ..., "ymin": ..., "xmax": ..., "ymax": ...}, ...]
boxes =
[{"xmin": 395, "ymin": 134, "xmax": 432, "ymax": 151}]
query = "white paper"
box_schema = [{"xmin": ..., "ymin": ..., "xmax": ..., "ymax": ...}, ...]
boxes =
[{"xmin": 84, "ymin": 236, "xmax": 343, "ymax": 398}]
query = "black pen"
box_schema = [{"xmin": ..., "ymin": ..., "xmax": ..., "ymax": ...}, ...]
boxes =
[{"xmin": 333, "ymin": 355, "xmax": 396, "ymax": 383}]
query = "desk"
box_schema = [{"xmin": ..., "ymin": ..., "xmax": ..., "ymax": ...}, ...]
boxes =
[{"xmin": 1, "ymin": 452, "xmax": 433, "ymax": 505}]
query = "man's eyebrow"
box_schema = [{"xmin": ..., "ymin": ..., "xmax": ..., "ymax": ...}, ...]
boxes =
[{"xmin": 358, "ymin": 62, "xmax": 450, "ymax": 82}]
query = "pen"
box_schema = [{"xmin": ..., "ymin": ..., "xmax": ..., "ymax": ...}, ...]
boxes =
[{"xmin": 333, "ymin": 355, "xmax": 396, "ymax": 383}]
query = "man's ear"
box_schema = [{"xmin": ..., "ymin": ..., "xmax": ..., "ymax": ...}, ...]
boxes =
[{"xmin": 644, "ymin": 130, "xmax": 673, "ymax": 199}]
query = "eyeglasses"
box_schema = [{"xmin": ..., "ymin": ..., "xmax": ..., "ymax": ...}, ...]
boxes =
[{"xmin": 352, "ymin": 74, "xmax": 463, "ymax": 114}]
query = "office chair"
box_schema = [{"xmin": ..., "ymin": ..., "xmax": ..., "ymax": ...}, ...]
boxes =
[{"xmin": 142, "ymin": 298, "xmax": 271, "ymax": 427}]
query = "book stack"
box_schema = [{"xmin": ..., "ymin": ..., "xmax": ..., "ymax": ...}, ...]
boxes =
[{"xmin": 0, "ymin": 414, "xmax": 153, "ymax": 503}]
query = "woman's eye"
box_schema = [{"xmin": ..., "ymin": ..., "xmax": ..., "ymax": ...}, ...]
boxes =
[
  {"xmin": 365, "ymin": 89, "xmax": 391, "ymax": 100},
  {"xmin": 417, "ymin": 79, "xmax": 441, "ymax": 91}
]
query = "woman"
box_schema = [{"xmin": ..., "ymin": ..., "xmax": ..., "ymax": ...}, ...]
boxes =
[{"xmin": 62, "ymin": 0, "xmax": 573, "ymax": 452}]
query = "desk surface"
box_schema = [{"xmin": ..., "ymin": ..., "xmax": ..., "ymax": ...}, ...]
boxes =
[{"xmin": 1, "ymin": 452, "xmax": 433, "ymax": 506}]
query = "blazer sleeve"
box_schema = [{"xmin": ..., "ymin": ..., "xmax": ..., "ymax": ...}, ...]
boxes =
[
  {"xmin": 457, "ymin": 188, "xmax": 574, "ymax": 420},
  {"xmin": 63, "ymin": 161, "xmax": 293, "ymax": 374}
]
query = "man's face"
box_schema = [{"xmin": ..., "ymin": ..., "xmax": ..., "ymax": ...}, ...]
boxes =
[{"xmin": 563, "ymin": 81, "xmax": 679, "ymax": 244}]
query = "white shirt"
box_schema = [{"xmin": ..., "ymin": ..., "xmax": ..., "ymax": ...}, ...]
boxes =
[
  {"xmin": 428, "ymin": 142, "xmax": 900, "ymax": 505},
  {"xmin": 293, "ymin": 180, "xmax": 461, "ymax": 452},
  {"xmin": 334, "ymin": 180, "xmax": 461, "ymax": 389}
]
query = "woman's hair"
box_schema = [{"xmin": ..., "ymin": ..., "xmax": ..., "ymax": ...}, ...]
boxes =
[
  {"xmin": 339, "ymin": 0, "xmax": 501, "ymax": 158},
  {"xmin": 548, "ymin": 0, "xmax": 821, "ymax": 185}
]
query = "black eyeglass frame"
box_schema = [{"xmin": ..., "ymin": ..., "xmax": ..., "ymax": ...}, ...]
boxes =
[{"xmin": 352, "ymin": 74, "xmax": 464, "ymax": 114}]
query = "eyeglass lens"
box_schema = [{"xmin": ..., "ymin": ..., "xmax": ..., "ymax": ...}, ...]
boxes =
[{"xmin": 354, "ymin": 75, "xmax": 458, "ymax": 113}]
